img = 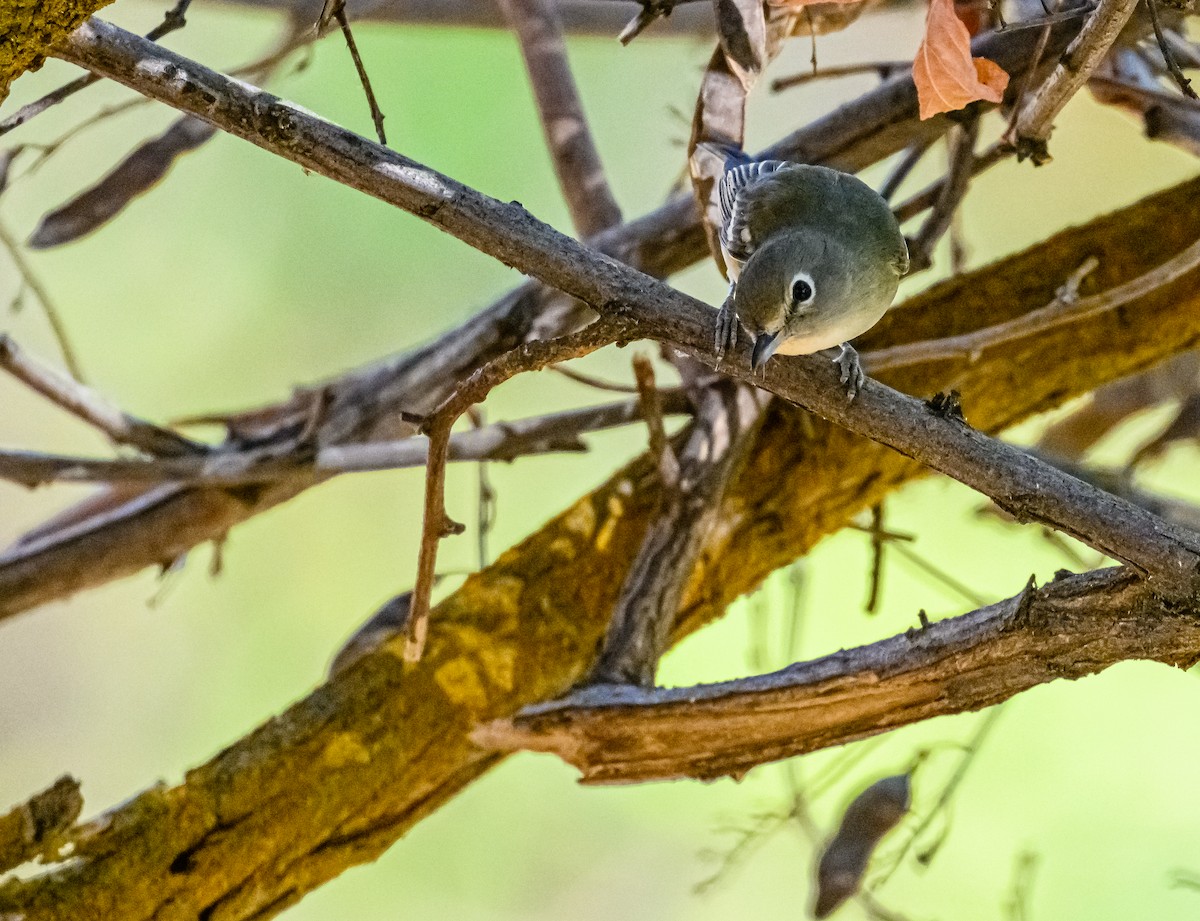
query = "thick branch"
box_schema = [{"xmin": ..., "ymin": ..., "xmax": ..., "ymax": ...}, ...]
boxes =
[
  {"xmin": 475, "ymin": 568, "xmax": 1200, "ymax": 782},
  {"xmin": 588, "ymin": 376, "xmax": 768, "ymax": 685}
]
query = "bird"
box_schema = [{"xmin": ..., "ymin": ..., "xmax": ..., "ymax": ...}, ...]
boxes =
[{"xmin": 708, "ymin": 148, "xmax": 909, "ymax": 399}]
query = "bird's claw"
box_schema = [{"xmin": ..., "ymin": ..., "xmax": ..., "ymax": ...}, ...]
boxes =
[
  {"xmin": 715, "ymin": 293, "xmax": 739, "ymax": 363},
  {"xmin": 825, "ymin": 343, "xmax": 866, "ymax": 400}
]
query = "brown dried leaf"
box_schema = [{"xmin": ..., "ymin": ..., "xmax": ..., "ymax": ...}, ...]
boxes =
[
  {"xmin": 715, "ymin": 0, "xmax": 769, "ymax": 92},
  {"xmin": 814, "ymin": 774, "xmax": 911, "ymax": 918},
  {"xmin": 28, "ymin": 115, "xmax": 217, "ymax": 249},
  {"xmin": 0, "ymin": 146, "xmax": 23, "ymax": 198},
  {"xmin": 913, "ymin": 0, "xmax": 1009, "ymax": 120}
]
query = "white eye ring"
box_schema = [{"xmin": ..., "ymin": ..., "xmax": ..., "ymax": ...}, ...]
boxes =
[{"xmin": 790, "ymin": 271, "xmax": 815, "ymax": 307}]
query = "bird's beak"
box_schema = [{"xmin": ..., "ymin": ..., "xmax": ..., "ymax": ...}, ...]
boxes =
[{"xmin": 751, "ymin": 331, "xmax": 783, "ymax": 371}]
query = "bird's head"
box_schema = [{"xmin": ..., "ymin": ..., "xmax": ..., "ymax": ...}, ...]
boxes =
[{"xmin": 734, "ymin": 230, "xmax": 852, "ymax": 370}]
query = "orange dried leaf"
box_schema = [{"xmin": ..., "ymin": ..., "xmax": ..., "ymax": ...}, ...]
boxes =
[{"xmin": 913, "ymin": 0, "xmax": 1010, "ymax": 119}]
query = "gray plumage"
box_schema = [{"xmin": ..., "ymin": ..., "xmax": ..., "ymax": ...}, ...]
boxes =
[{"xmin": 712, "ymin": 158, "xmax": 908, "ymax": 397}]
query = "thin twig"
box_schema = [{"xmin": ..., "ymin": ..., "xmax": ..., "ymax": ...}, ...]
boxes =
[
  {"xmin": 771, "ymin": 61, "xmax": 913, "ymax": 92},
  {"xmin": 0, "ymin": 0, "xmax": 193, "ymax": 139},
  {"xmin": 406, "ymin": 319, "xmax": 630, "ymax": 661},
  {"xmin": 907, "ymin": 117, "xmax": 979, "ymax": 271},
  {"xmin": 550, "ymin": 363, "xmax": 639, "ymax": 392},
  {"xmin": 0, "ymin": 221, "xmax": 86, "ymax": 381},
  {"xmin": 1013, "ymin": 0, "xmax": 1140, "ymax": 162},
  {"xmin": 878, "ymin": 139, "xmax": 934, "ymax": 204},
  {"xmin": 466, "ymin": 406, "xmax": 496, "ymax": 568},
  {"xmin": 892, "ymin": 141, "xmax": 1011, "ymax": 223},
  {"xmin": 1145, "ymin": 0, "xmax": 1198, "ymax": 100},
  {"xmin": 0, "ymin": 334, "xmax": 203, "ymax": 457},
  {"xmin": 866, "ymin": 237, "xmax": 1200, "ymax": 373},
  {"xmin": 498, "ymin": 0, "xmax": 622, "ymax": 237},
  {"xmin": 0, "ymin": 393, "xmax": 693, "ymax": 488},
  {"xmin": 873, "ymin": 707, "xmax": 1005, "ymax": 886},
  {"xmin": 632, "ymin": 354, "xmax": 678, "ymax": 484},
  {"xmin": 321, "ymin": 0, "xmax": 388, "ymax": 145},
  {"xmin": 865, "ymin": 503, "xmax": 886, "ymax": 613}
]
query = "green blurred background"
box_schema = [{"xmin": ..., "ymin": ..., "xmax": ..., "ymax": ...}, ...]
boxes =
[{"xmin": 2, "ymin": 2, "xmax": 1200, "ymax": 917}]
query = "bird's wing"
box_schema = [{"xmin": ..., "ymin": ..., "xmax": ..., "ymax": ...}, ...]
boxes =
[{"xmin": 717, "ymin": 159, "xmax": 791, "ymax": 266}]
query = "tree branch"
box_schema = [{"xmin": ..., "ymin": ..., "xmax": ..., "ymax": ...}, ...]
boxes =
[
  {"xmin": 0, "ymin": 334, "xmax": 204, "ymax": 457},
  {"xmin": 5, "ymin": 175, "xmax": 1200, "ymax": 915},
  {"xmin": 1013, "ymin": 0, "xmax": 1140, "ymax": 163},
  {"xmin": 498, "ymin": 0, "xmax": 623, "ymax": 237},
  {"xmin": 50, "ymin": 19, "xmax": 1200, "ymax": 596},
  {"xmin": 587, "ymin": 373, "xmax": 768, "ymax": 685},
  {"xmin": 474, "ymin": 567, "xmax": 1200, "ymax": 782},
  {"xmin": 0, "ymin": 18, "xmax": 1080, "ymax": 619},
  {"xmin": 0, "ymin": 392, "xmax": 691, "ymax": 487}
]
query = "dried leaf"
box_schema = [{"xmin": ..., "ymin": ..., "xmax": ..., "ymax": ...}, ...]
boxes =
[
  {"xmin": 769, "ymin": 0, "xmax": 864, "ymax": 8},
  {"xmin": 776, "ymin": 0, "xmax": 874, "ymax": 36},
  {"xmin": 814, "ymin": 774, "xmax": 911, "ymax": 918},
  {"xmin": 0, "ymin": 146, "xmax": 23, "ymax": 198},
  {"xmin": 714, "ymin": 0, "xmax": 769, "ymax": 92},
  {"xmin": 28, "ymin": 115, "xmax": 217, "ymax": 249},
  {"xmin": 913, "ymin": 0, "xmax": 1009, "ymax": 120}
]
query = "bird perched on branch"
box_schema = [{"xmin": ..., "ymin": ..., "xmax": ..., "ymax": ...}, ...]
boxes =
[{"xmin": 707, "ymin": 147, "xmax": 909, "ymax": 398}]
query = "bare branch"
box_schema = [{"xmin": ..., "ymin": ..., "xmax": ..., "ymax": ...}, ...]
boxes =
[
  {"xmin": 0, "ymin": 391, "xmax": 693, "ymax": 487},
  {"xmin": 0, "ymin": 222, "xmax": 86, "ymax": 381},
  {"xmin": 0, "ymin": 334, "xmax": 203, "ymax": 456},
  {"xmin": 473, "ymin": 568, "xmax": 1200, "ymax": 782},
  {"xmin": 906, "ymin": 116, "xmax": 978, "ymax": 270},
  {"xmin": 321, "ymin": 0, "xmax": 388, "ymax": 144},
  {"xmin": 1145, "ymin": 0, "xmax": 1197, "ymax": 100},
  {"xmin": 866, "ymin": 235, "xmax": 1200, "ymax": 373},
  {"xmin": 406, "ymin": 319, "xmax": 631, "ymax": 660},
  {"xmin": 51, "ymin": 19, "xmax": 1200, "ymax": 596},
  {"xmin": 498, "ymin": 0, "xmax": 622, "ymax": 237},
  {"xmin": 586, "ymin": 377, "xmax": 768, "ymax": 685},
  {"xmin": 631, "ymin": 353, "xmax": 677, "ymax": 483},
  {"xmin": 1013, "ymin": 0, "xmax": 1140, "ymax": 163}
]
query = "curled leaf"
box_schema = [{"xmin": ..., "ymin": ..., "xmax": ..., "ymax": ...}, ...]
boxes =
[
  {"xmin": 28, "ymin": 115, "xmax": 216, "ymax": 249},
  {"xmin": 913, "ymin": 0, "xmax": 1009, "ymax": 119},
  {"xmin": 814, "ymin": 774, "xmax": 911, "ymax": 918}
]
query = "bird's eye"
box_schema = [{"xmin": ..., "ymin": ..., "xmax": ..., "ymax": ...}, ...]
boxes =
[{"xmin": 791, "ymin": 273, "xmax": 815, "ymax": 306}]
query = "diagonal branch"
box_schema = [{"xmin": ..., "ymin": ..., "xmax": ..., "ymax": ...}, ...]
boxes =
[
  {"xmin": 0, "ymin": 334, "xmax": 204, "ymax": 457},
  {"xmin": 1013, "ymin": 0, "xmax": 1140, "ymax": 163},
  {"xmin": 498, "ymin": 0, "xmax": 623, "ymax": 237},
  {"xmin": 0, "ymin": 18, "xmax": 1082, "ymax": 620},
  {"xmin": 587, "ymin": 372, "xmax": 769, "ymax": 685},
  {"xmin": 474, "ymin": 567, "xmax": 1200, "ymax": 783},
  {"xmin": 0, "ymin": 391, "xmax": 692, "ymax": 487},
  {"xmin": 50, "ymin": 18, "xmax": 1200, "ymax": 596}
]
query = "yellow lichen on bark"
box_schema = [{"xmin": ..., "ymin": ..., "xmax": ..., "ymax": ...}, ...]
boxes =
[{"xmin": 0, "ymin": 0, "xmax": 116, "ymax": 103}]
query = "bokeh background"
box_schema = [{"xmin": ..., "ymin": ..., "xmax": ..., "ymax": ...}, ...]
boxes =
[{"xmin": 2, "ymin": 1, "xmax": 1200, "ymax": 917}]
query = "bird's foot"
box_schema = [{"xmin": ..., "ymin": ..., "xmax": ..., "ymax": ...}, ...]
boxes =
[
  {"xmin": 715, "ymin": 290, "xmax": 738, "ymax": 364},
  {"xmin": 821, "ymin": 343, "xmax": 866, "ymax": 400}
]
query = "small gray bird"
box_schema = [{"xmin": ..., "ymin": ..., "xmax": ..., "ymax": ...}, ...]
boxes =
[{"xmin": 711, "ymin": 152, "xmax": 909, "ymax": 398}]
